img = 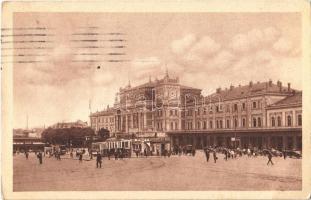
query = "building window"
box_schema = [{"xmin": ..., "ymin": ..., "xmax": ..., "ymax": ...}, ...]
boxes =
[
  {"xmin": 271, "ymin": 117, "xmax": 275, "ymax": 127},
  {"xmin": 175, "ymin": 122, "xmax": 178, "ymax": 130},
  {"xmin": 216, "ymin": 120, "xmax": 219, "ymax": 129},
  {"xmin": 170, "ymin": 110, "xmax": 173, "ymax": 116},
  {"xmin": 258, "ymin": 117, "xmax": 261, "ymax": 127},
  {"xmin": 234, "ymin": 118, "xmax": 238, "ymax": 128},
  {"xmin": 233, "ymin": 104, "xmax": 238, "ymax": 112},
  {"xmin": 252, "ymin": 101, "xmax": 257, "ymax": 109},
  {"xmin": 210, "ymin": 121, "xmax": 213, "ymax": 129},
  {"xmin": 277, "ymin": 116, "xmax": 282, "ymax": 127},
  {"xmin": 175, "ymin": 110, "xmax": 178, "ymax": 116},
  {"xmin": 226, "ymin": 119, "xmax": 230, "ymax": 128},
  {"xmin": 298, "ymin": 114, "xmax": 302, "ymax": 126},
  {"xmin": 287, "ymin": 115, "xmax": 292, "ymax": 127},
  {"xmin": 253, "ymin": 118, "xmax": 257, "ymax": 127},
  {"xmin": 197, "ymin": 121, "xmax": 201, "ymax": 129},
  {"xmin": 203, "ymin": 121, "xmax": 207, "ymax": 129},
  {"xmin": 170, "ymin": 122, "xmax": 174, "ymax": 130},
  {"xmin": 220, "ymin": 120, "xmax": 223, "ymax": 129},
  {"xmin": 242, "ymin": 102, "xmax": 246, "ymax": 110},
  {"xmin": 242, "ymin": 118, "xmax": 246, "ymax": 127},
  {"xmin": 226, "ymin": 105, "xmax": 230, "ymax": 112}
]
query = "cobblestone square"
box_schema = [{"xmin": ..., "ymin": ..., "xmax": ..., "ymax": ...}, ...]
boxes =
[{"xmin": 13, "ymin": 151, "xmax": 301, "ymax": 191}]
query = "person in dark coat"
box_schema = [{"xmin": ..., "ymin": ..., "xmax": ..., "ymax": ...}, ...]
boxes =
[
  {"xmin": 25, "ymin": 151, "xmax": 29, "ymax": 160},
  {"xmin": 267, "ymin": 153, "xmax": 274, "ymax": 165},
  {"xmin": 144, "ymin": 148, "xmax": 147, "ymax": 158},
  {"xmin": 114, "ymin": 149, "xmax": 118, "ymax": 160},
  {"xmin": 283, "ymin": 150, "xmax": 287, "ymax": 160},
  {"xmin": 96, "ymin": 152, "xmax": 102, "ymax": 168},
  {"xmin": 204, "ymin": 149, "xmax": 210, "ymax": 162},
  {"xmin": 79, "ymin": 153, "xmax": 83, "ymax": 163},
  {"xmin": 213, "ymin": 151, "xmax": 217, "ymax": 163},
  {"xmin": 37, "ymin": 152, "xmax": 43, "ymax": 164}
]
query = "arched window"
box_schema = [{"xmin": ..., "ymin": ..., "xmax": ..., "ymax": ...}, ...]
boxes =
[
  {"xmin": 277, "ymin": 116, "xmax": 282, "ymax": 127},
  {"xmin": 203, "ymin": 121, "xmax": 207, "ymax": 129},
  {"xmin": 216, "ymin": 120, "xmax": 219, "ymax": 129},
  {"xmin": 210, "ymin": 121, "xmax": 213, "ymax": 129},
  {"xmin": 220, "ymin": 120, "xmax": 223, "ymax": 129},
  {"xmin": 242, "ymin": 118, "xmax": 246, "ymax": 127},
  {"xmin": 226, "ymin": 119, "xmax": 230, "ymax": 128},
  {"xmin": 197, "ymin": 121, "xmax": 201, "ymax": 129},
  {"xmin": 170, "ymin": 122, "xmax": 174, "ymax": 130},
  {"xmin": 298, "ymin": 114, "xmax": 302, "ymax": 126},
  {"xmin": 287, "ymin": 115, "xmax": 292, "ymax": 126},
  {"xmin": 175, "ymin": 122, "xmax": 178, "ymax": 130},
  {"xmin": 253, "ymin": 118, "xmax": 257, "ymax": 127},
  {"xmin": 234, "ymin": 118, "xmax": 238, "ymax": 128},
  {"xmin": 271, "ymin": 117, "xmax": 275, "ymax": 127},
  {"xmin": 258, "ymin": 117, "xmax": 261, "ymax": 127}
]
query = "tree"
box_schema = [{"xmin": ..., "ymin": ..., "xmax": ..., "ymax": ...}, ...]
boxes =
[
  {"xmin": 98, "ymin": 128, "xmax": 110, "ymax": 139},
  {"xmin": 41, "ymin": 127, "xmax": 95, "ymax": 147}
]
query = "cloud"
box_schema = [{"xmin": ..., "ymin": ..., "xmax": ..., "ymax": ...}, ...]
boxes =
[
  {"xmin": 230, "ymin": 27, "xmax": 281, "ymax": 53},
  {"xmin": 273, "ymin": 37, "xmax": 293, "ymax": 54},
  {"xmin": 171, "ymin": 34, "xmax": 196, "ymax": 54},
  {"xmin": 211, "ymin": 50, "xmax": 235, "ymax": 69},
  {"xmin": 188, "ymin": 36, "xmax": 221, "ymax": 57}
]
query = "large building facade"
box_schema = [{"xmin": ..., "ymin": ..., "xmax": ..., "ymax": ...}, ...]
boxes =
[{"xmin": 90, "ymin": 72, "xmax": 302, "ymax": 151}]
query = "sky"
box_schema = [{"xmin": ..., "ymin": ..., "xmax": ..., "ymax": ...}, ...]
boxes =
[{"xmin": 6, "ymin": 12, "xmax": 302, "ymax": 128}]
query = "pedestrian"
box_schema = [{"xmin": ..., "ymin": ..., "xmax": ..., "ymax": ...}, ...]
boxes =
[
  {"xmin": 25, "ymin": 151, "xmax": 29, "ymax": 160},
  {"xmin": 96, "ymin": 152, "xmax": 102, "ymax": 168},
  {"xmin": 135, "ymin": 149, "xmax": 139, "ymax": 158},
  {"xmin": 267, "ymin": 153, "xmax": 274, "ymax": 165},
  {"xmin": 144, "ymin": 148, "xmax": 147, "ymax": 158},
  {"xmin": 213, "ymin": 151, "xmax": 217, "ymax": 163},
  {"xmin": 283, "ymin": 150, "xmax": 287, "ymax": 160},
  {"xmin": 107, "ymin": 151, "xmax": 111, "ymax": 160},
  {"xmin": 114, "ymin": 149, "xmax": 118, "ymax": 160},
  {"xmin": 37, "ymin": 151, "xmax": 43, "ymax": 164},
  {"xmin": 204, "ymin": 149, "xmax": 210, "ymax": 162},
  {"xmin": 156, "ymin": 149, "xmax": 160, "ymax": 156},
  {"xmin": 79, "ymin": 153, "xmax": 83, "ymax": 163},
  {"xmin": 90, "ymin": 150, "xmax": 93, "ymax": 160},
  {"xmin": 192, "ymin": 148, "xmax": 196, "ymax": 157},
  {"xmin": 224, "ymin": 150, "xmax": 228, "ymax": 161}
]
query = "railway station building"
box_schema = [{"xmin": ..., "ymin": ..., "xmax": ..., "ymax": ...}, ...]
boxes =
[{"xmin": 90, "ymin": 71, "xmax": 302, "ymax": 151}]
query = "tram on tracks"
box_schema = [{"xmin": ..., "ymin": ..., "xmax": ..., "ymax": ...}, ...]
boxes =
[{"xmin": 92, "ymin": 139, "xmax": 132, "ymax": 158}]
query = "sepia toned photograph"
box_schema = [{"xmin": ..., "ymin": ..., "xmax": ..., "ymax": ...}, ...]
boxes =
[{"xmin": 1, "ymin": 1, "xmax": 311, "ymax": 199}]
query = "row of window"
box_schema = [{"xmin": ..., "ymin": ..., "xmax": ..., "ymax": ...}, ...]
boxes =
[
  {"xmin": 93, "ymin": 117, "xmax": 114, "ymax": 123},
  {"xmin": 271, "ymin": 114, "xmax": 302, "ymax": 127}
]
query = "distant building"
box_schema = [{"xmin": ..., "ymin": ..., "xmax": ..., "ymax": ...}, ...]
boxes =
[
  {"xmin": 90, "ymin": 71, "xmax": 302, "ymax": 151},
  {"xmin": 13, "ymin": 128, "xmax": 46, "ymax": 152},
  {"xmin": 50, "ymin": 120, "xmax": 88, "ymax": 129},
  {"xmin": 90, "ymin": 107, "xmax": 115, "ymax": 137}
]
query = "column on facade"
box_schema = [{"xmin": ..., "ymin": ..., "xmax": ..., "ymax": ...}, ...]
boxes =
[
  {"xmin": 143, "ymin": 112, "xmax": 147, "ymax": 130},
  {"xmin": 138, "ymin": 112, "xmax": 141, "ymax": 132},
  {"xmin": 125, "ymin": 114, "xmax": 128, "ymax": 134}
]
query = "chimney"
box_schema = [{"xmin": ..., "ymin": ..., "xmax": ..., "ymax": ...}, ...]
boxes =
[
  {"xmin": 249, "ymin": 81, "xmax": 253, "ymax": 87},
  {"xmin": 230, "ymin": 85, "xmax": 234, "ymax": 90},
  {"xmin": 287, "ymin": 83, "xmax": 291, "ymax": 91},
  {"xmin": 216, "ymin": 87, "xmax": 221, "ymax": 93},
  {"xmin": 269, "ymin": 79, "xmax": 272, "ymax": 87}
]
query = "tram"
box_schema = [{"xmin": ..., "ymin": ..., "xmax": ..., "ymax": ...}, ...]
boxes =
[{"xmin": 92, "ymin": 139, "xmax": 132, "ymax": 157}]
